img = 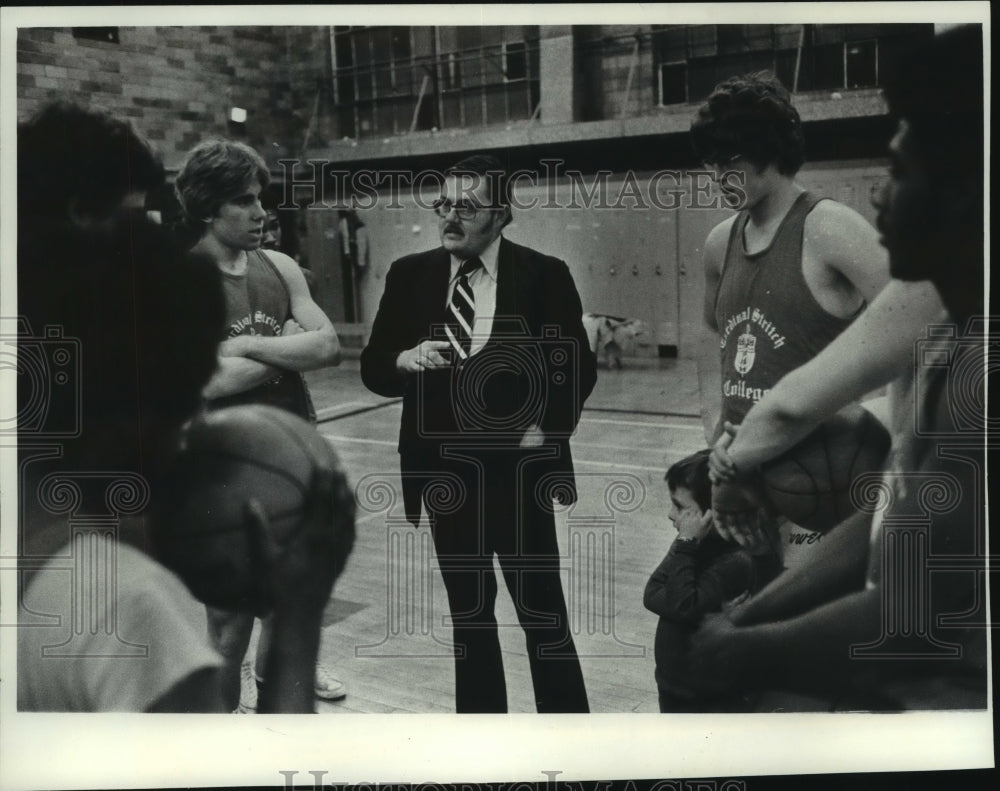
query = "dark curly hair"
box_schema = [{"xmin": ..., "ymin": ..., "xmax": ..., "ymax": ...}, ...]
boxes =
[{"xmin": 690, "ymin": 71, "xmax": 805, "ymax": 175}]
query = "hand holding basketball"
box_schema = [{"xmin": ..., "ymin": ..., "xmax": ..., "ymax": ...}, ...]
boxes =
[{"xmin": 709, "ymin": 421, "xmax": 740, "ymax": 483}]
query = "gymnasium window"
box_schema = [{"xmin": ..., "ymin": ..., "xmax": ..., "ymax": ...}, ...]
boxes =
[
  {"xmin": 504, "ymin": 41, "xmax": 527, "ymax": 81},
  {"xmin": 331, "ymin": 26, "xmax": 539, "ymax": 139},
  {"xmin": 644, "ymin": 23, "xmax": 932, "ymax": 110},
  {"xmin": 658, "ymin": 62, "xmax": 687, "ymax": 106},
  {"xmin": 846, "ymin": 40, "xmax": 877, "ymax": 89}
]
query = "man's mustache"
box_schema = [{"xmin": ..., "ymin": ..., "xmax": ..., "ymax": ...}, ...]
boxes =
[{"xmin": 444, "ymin": 224, "xmax": 463, "ymax": 235}]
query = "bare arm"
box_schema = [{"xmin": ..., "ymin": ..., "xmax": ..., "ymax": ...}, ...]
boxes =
[
  {"xmin": 202, "ymin": 356, "xmax": 283, "ymax": 400},
  {"xmin": 806, "ymin": 200, "xmax": 892, "ymax": 307},
  {"xmin": 720, "ymin": 279, "xmax": 947, "ymax": 476},
  {"xmin": 728, "ymin": 509, "xmax": 871, "ymax": 626},
  {"xmin": 231, "ymin": 251, "xmax": 341, "ymax": 371},
  {"xmin": 696, "ymin": 219, "xmax": 733, "ymax": 444}
]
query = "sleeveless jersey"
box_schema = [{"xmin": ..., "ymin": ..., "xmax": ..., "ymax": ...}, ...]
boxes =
[
  {"xmin": 209, "ymin": 249, "xmax": 315, "ymax": 421},
  {"xmin": 714, "ymin": 192, "xmax": 857, "ymax": 427}
]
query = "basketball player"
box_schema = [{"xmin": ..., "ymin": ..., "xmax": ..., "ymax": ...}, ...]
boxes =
[
  {"xmin": 175, "ymin": 139, "xmax": 345, "ymax": 710},
  {"xmin": 17, "ymin": 104, "xmax": 348, "ymax": 713},
  {"xmin": 682, "ymin": 25, "xmax": 986, "ymax": 709},
  {"xmin": 692, "ymin": 72, "xmax": 891, "ymax": 562}
]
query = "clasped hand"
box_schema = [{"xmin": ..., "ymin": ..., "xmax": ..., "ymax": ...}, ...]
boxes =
[
  {"xmin": 707, "ymin": 422, "xmax": 775, "ymax": 553},
  {"xmin": 708, "ymin": 420, "xmax": 742, "ymax": 483},
  {"xmin": 711, "ymin": 481, "xmax": 775, "ymax": 553}
]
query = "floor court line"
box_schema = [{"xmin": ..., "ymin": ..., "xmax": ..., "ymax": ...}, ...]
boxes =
[
  {"xmin": 574, "ymin": 458, "xmax": 670, "ymax": 472},
  {"xmin": 314, "ymin": 401, "xmax": 701, "ymax": 434},
  {"xmin": 320, "ymin": 434, "xmax": 398, "ymax": 447},
  {"xmin": 574, "ymin": 440, "xmax": 697, "ymax": 454},
  {"xmin": 316, "ymin": 399, "xmax": 401, "ymax": 425},
  {"xmin": 583, "ymin": 406, "xmax": 700, "ymax": 419},
  {"xmin": 580, "ymin": 417, "xmax": 703, "ymax": 431},
  {"xmin": 315, "ymin": 401, "xmax": 374, "ymax": 418},
  {"xmin": 321, "ymin": 433, "xmax": 697, "ymax": 460}
]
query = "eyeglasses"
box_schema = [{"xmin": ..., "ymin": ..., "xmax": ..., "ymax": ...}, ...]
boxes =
[{"xmin": 432, "ymin": 198, "xmax": 488, "ymax": 221}]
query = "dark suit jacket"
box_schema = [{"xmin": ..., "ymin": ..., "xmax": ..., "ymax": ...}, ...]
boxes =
[{"xmin": 361, "ymin": 237, "xmax": 597, "ymax": 524}]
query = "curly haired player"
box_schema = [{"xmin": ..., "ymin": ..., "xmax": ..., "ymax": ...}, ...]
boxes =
[{"xmin": 692, "ymin": 72, "xmax": 890, "ymax": 566}]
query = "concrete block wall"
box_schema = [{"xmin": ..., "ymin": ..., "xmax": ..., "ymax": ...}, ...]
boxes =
[{"xmin": 16, "ymin": 26, "xmax": 329, "ymax": 170}]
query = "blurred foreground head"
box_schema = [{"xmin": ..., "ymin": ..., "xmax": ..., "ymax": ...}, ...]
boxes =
[
  {"xmin": 18, "ymin": 102, "xmax": 164, "ymax": 229},
  {"xmin": 877, "ymin": 25, "xmax": 984, "ymax": 323},
  {"xmin": 17, "ymin": 103, "xmax": 224, "ymax": 482}
]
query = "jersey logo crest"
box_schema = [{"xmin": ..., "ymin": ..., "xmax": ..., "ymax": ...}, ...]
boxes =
[{"xmin": 734, "ymin": 324, "xmax": 757, "ymax": 375}]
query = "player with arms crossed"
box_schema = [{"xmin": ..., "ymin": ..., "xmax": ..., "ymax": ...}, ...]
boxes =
[{"xmin": 175, "ymin": 140, "xmax": 344, "ymax": 711}]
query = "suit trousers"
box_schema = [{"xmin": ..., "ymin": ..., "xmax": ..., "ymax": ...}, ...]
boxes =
[{"xmin": 418, "ymin": 445, "xmax": 589, "ymax": 713}]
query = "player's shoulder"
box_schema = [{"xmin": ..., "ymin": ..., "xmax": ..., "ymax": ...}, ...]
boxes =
[
  {"xmin": 804, "ymin": 198, "xmax": 877, "ymax": 244},
  {"xmin": 259, "ymin": 248, "xmax": 300, "ymax": 275}
]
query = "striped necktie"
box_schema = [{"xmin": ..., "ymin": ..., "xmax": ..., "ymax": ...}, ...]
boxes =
[{"xmin": 444, "ymin": 256, "xmax": 483, "ymax": 362}]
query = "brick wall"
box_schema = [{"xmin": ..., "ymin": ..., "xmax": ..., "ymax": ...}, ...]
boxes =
[{"xmin": 16, "ymin": 26, "xmax": 331, "ymax": 170}]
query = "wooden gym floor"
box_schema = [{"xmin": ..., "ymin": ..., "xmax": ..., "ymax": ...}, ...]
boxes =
[{"xmin": 239, "ymin": 357, "xmax": 706, "ymax": 713}]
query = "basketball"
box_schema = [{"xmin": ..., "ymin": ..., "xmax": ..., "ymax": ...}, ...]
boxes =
[
  {"xmin": 154, "ymin": 404, "xmax": 342, "ymax": 611},
  {"xmin": 759, "ymin": 403, "xmax": 891, "ymax": 532}
]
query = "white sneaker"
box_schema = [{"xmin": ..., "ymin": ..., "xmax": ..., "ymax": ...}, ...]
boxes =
[
  {"xmin": 239, "ymin": 662, "xmax": 258, "ymax": 712},
  {"xmin": 314, "ymin": 665, "xmax": 347, "ymax": 701}
]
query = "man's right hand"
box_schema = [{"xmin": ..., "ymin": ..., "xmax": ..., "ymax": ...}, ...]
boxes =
[{"xmin": 396, "ymin": 340, "xmax": 453, "ymax": 373}]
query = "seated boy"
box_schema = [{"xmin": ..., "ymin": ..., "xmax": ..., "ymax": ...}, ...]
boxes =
[{"xmin": 643, "ymin": 449, "xmax": 781, "ymax": 712}]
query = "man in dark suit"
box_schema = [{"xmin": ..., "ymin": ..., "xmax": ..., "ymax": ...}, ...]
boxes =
[{"xmin": 361, "ymin": 154, "xmax": 596, "ymax": 713}]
